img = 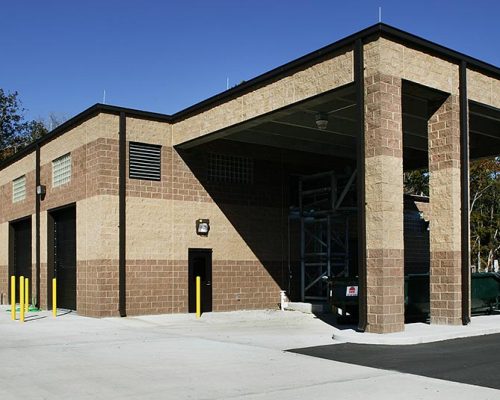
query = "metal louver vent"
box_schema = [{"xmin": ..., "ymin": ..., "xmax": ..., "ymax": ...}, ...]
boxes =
[{"xmin": 129, "ymin": 142, "xmax": 161, "ymax": 181}]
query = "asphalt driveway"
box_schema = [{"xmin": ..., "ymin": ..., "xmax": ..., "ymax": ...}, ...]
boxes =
[{"xmin": 289, "ymin": 333, "xmax": 500, "ymax": 390}]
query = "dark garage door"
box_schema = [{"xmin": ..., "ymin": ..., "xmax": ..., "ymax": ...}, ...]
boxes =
[
  {"xmin": 50, "ymin": 206, "xmax": 77, "ymax": 310},
  {"xmin": 9, "ymin": 218, "xmax": 32, "ymax": 304}
]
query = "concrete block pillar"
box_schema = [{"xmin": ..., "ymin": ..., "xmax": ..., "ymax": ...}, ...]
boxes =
[
  {"xmin": 364, "ymin": 73, "xmax": 405, "ymax": 333},
  {"xmin": 428, "ymin": 95, "xmax": 463, "ymax": 325}
]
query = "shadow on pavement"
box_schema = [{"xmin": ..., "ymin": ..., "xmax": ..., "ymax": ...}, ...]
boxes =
[
  {"xmin": 312, "ymin": 312, "xmax": 359, "ymax": 331},
  {"xmin": 288, "ymin": 333, "xmax": 500, "ymax": 390}
]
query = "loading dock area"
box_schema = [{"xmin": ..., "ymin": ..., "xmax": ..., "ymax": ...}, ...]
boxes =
[
  {"xmin": 2, "ymin": 308, "xmax": 500, "ymax": 399},
  {"xmin": 0, "ymin": 23, "xmax": 499, "ymax": 333}
]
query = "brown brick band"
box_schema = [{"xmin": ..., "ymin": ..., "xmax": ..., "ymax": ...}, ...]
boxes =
[
  {"xmin": 77, "ymin": 260, "xmax": 120, "ymax": 318},
  {"xmin": 0, "ymin": 172, "xmax": 35, "ymax": 224},
  {"xmin": 0, "ymin": 137, "xmax": 120, "ymax": 225},
  {"xmin": 366, "ymin": 248, "xmax": 405, "ymax": 333},
  {"xmin": 126, "ymin": 259, "xmax": 283, "ymax": 316},
  {"xmin": 1, "ymin": 137, "xmax": 286, "ymax": 215},
  {"xmin": 430, "ymin": 250, "xmax": 462, "ymax": 324},
  {"xmin": 26, "ymin": 259, "xmax": 284, "ymax": 317}
]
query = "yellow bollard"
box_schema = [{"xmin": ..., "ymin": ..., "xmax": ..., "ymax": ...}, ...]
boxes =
[
  {"xmin": 20, "ymin": 276, "xmax": 25, "ymax": 323},
  {"xmin": 196, "ymin": 276, "xmax": 201, "ymax": 318},
  {"xmin": 25, "ymin": 278, "xmax": 29, "ymax": 313},
  {"xmin": 11, "ymin": 276, "xmax": 16, "ymax": 321},
  {"xmin": 52, "ymin": 278, "xmax": 57, "ymax": 318}
]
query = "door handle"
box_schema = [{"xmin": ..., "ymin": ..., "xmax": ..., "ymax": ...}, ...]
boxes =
[{"xmin": 206, "ymin": 281, "xmax": 211, "ymax": 286}]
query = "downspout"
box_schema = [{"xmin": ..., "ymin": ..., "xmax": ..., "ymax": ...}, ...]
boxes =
[
  {"xmin": 355, "ymin": 38, "xmax": 367, "ymax": 332},
  {"xmin": 35, "ymin": 144, "xmax": 41, "ymax": 308},
  {"xmin": 119, "ymin": 112, "xmax": 127, "ymax": 317},
  {"xmin": 459, "ymin": 61, "xmax": 471, "ymax": 325}
]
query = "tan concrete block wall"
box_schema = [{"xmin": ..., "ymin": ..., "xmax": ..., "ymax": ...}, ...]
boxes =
[
  {"xmin": 414, "ymin": 200, "xmax": 431, "ymax": 221},
  {"xmin": 171, "ymin": 200, "xmax": 284, "ymax": 261},
  {"xmin": 172, "ymin": 49, "xmax": 353, "ymax": 145},
  {"xmin": 428, "ymin": 94, "xmax": 463, "ymax": 325},
  {"xmin": 365, "ymin": 38, "xmax": 459, "ymax": 95},
  {"xmin": 126, "ymin": 197, "xmax": 171, "ymax": 261},
  {"xmin": 126, "ymin": 117, "xmax": 171, "ymax": 147},
  {"xmin": 40, "ymin": 113, "xmax": 118, "ymax": 164},
  {"xmin": 0, "ymin": 153, "xmax": 36, "ymax": 187},
  {"xmin": 364, "ymin": 70, "xmax": 405, "ymax": 334},
  {"xmin": 126, "ymin": 197, "xmax": 278, "ymax": 263},
  {"xmin": 77, "ymin": 195, "xmax": 119, "ymax": 262},
  {"xmin": 467, "ymin": 69, "xmax": 500, "ymax": 109}
]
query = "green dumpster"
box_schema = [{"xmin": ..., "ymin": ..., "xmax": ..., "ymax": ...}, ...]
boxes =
[
  {"xmin": 329, "ymin": 272, "xmax": 500, "ymax": 325},
  {"xmin": 471, "ymin": 272, "xmax": 500, "ymax": 314},
  {"xmin": 330, "ymin": 277, "xmax": 359, "ymax": 322}
]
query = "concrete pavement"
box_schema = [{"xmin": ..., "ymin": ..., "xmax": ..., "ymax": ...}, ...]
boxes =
[{"xmin": 1, "ymin": 307, "xmax": 499, "ymax": 399}]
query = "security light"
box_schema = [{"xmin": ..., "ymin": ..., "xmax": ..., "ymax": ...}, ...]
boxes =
[
  {"xmin": 196, "ymin": 219, "xmax": 210, "ymax": 236},
  {"xmin": 315, "ymin": 112, "xmax": 328, "ymax": 130},
  {"xmin": 36, "ymin": 185, "xmax": 46, "ymax": 196}
]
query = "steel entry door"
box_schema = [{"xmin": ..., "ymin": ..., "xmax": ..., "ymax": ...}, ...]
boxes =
[
  {"xmin": 52, "ymin": 207, "xmax": 77, "ymax": 310},
  {"xmin": 188, "ymin": 249, "xmax": 212, "ymax": 313},
  {"xmin": 10, "ymin": 219, "xmax": 32, "ymax": 303}
]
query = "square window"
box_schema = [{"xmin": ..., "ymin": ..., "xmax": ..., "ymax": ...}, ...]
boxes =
[
  {"xmin": 12, "ymin": 175, "xmax": 26, "ymax": 202},
  {"xmin": 52, "ymin": 153, "xmax": 72, "ymax": 187}
]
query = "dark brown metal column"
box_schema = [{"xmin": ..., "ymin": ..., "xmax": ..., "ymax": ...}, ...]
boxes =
[
  {"xmin": 35, "ymin": 144, "xmax": 41, "ymax": 308},
  {"xmin": 459, "ymin": 61, "xmax": 471, "ymax": 325},
  {"xmin": 355, "ymin": 38, "xmax": 367, "ymax": 332},
  {"xmin": 119, "ymin": 112, "xmax": 127, "ymax": 317}
]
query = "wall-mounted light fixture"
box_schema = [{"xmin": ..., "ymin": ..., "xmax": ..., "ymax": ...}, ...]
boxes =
[
  {"xmin": 196, "ymin": 219, "xmax": 210, "ymax": 236},
  {"xmin": 315, "ymin": 112, "xmax": 329, "ymax": 130},
  {"xmin": 36, "ymin": 185, "xmax": 46, "ymax": 196}
]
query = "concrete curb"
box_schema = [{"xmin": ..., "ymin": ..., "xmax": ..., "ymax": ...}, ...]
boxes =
[{"xmin": 331, "ymin": 315, "xmax": 500, "ymax": 345}]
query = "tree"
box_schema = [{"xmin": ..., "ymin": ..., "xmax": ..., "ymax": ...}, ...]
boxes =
[
  {"xmin": 404, "ymin": 169, "xmax": 429, "ymax": 196},
  {"xmin": 0, "ymin": 89, "xmax": 25, "ymax": 153},
  {"xmin": 470, "ymin": 158, "xmax": 500, "ymax": 270},
  {"xmin": 404, "ymin": 158, "xmax": 500, "ymax": 270},
  {"xmin": 0, "ymin": 89, "xmax": 48, "ymax": 161}
]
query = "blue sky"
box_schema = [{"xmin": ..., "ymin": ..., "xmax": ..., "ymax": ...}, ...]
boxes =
[{"xmin": 1, "ymin": 0, "xmax": 499, "ymax": 122}]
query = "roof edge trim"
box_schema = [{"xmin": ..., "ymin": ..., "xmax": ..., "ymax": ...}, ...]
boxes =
[{"xmin": 0, "ymin": 104, "xmax": 172, "ymax": 170}]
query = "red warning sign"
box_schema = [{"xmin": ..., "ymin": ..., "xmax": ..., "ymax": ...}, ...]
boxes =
[{"xmin": 346, "ymin": 286, "xmax": 358, "ymax": 297}]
